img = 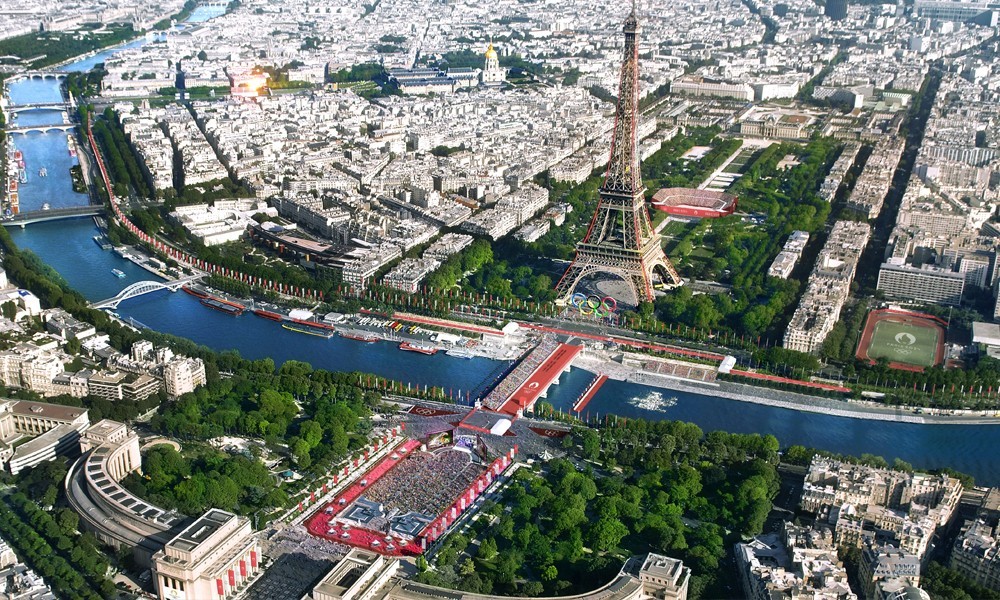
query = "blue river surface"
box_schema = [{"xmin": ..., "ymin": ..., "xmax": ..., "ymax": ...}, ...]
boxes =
[
  {"xmin": 9, "ymin": 129, "xmax": 88, "ymax": 212},
  {"xmin": 62, "ymin": 39, "xmax": 150, "ymax": 74},
  {"xmin": 6, "ymin": 46, "xmax": 1000, "ymax": 485}
]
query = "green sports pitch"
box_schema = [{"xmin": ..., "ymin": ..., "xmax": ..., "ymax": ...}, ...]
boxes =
[{"xmin": 865, "ymin": 319, "xmax": 942, "ymax": 367}]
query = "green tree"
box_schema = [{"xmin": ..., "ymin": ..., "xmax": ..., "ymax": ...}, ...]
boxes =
[
  {"xmin": 458, "ymin": 558, "xmax": 476, "ymax": 576},
  {"xmin": 0, "ymin": 301, "xmax": 15, "ymax": 321},
  {"xmin": 299, "ymin": 420, "xmax": 323, "ymax": 449},
  {"xmin": 921, "ymin": 561, "xmax": 1000, "ymax": 600},
  {"xmin": 478, "ymin": 537, "xmax": 498, "ymax": 560},
  {"xmin": 589, "ymin": 517, "xmax": 628, "ymax": 552},
  {"xmin": 540, "ymin": 564, "xmax": 558, "ymax": 582},
  {"xmin": 292, "ymin": 438, "xmax": 312, "ymax": 468},
  {"xmin": 55, "ymin": 509, "xmax": 78, "ymax": 535}
]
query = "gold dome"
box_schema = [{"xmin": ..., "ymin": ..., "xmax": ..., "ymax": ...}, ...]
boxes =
[{"xmin": 485, "ymin": 43, "xmax": 498, "ymax": 60}]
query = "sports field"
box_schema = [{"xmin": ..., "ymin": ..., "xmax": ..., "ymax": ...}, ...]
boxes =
[{"xmin": 857, "ymin": 310, "xmax": 945, "ymax": 369}]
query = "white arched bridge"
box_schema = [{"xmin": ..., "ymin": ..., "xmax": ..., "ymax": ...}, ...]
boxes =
[{"xmin": 90, "ymin": 274, "xmax": 203, "ymax": 309}]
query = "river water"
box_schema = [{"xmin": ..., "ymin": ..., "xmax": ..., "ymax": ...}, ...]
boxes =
[{"xmin": 6, "ymin": 28, "xmax": 1000, "ymax": 485}]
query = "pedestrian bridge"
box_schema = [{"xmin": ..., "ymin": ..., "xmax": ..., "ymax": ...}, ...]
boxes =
[{"xmin": 90, "ymin": 275, "xmax": 204, "ymax": 309}]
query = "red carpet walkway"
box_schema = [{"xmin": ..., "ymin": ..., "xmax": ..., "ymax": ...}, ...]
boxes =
[{"xmin": 499, "ymin": 343, "xmax": 581, "ymax": 416}]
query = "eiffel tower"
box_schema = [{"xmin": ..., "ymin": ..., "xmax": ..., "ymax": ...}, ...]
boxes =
[{"xmin": 555, "ymin": 4, "xmax": 681, "ymax": 305}]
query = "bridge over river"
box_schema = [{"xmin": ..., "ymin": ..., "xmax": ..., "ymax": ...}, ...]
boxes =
[
  {"xmin": 1, "ymin": 206, "xmax": 104, "ymax": 227},
  {"xmin": 90, "ymin": 275, "xmax": 205, "ymax": 309},
  {"xmin": 6, "ymin": 123, "xmax": 75, "ymax": 135}
]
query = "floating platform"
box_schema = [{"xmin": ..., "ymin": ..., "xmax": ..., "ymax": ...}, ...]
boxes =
[{"xmin": 573, "ymin": 374, "xmax": 608, "ymax": 413}]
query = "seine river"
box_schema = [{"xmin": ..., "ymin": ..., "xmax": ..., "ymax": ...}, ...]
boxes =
[{"xmin": 6, "ymin": 27, "xmax": 1000, "ymax": 485}]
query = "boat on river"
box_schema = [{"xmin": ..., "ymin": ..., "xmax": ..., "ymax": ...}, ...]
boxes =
[
  {"xmin": 181, "ymin": 286, "xmax": 209, "ymax": 299},
  {"xmin": 111, "ymin": 268, "xmax": 126, "ymax": 278},
  {"xmin": 282, "ymin": 322, "xmax": 335, "ymax": 338},
  {"xmin": 399, "ymin": 341, "xmax": 438, "ymax": 355},
  {"xmin": 340, "ymin": 332, "xmax": 380, "ymax": 343},
  {"xmin": 200, "ymin": 297, "xmax": 244, "ymax": 315},
  {"xmin": 253, "ymin": 308, "xmax": 284, "ymax": 322}
]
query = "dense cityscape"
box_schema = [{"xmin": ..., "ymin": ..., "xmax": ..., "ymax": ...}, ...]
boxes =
[{"xmin": 0, "ymin": 0, "xmax": 999, "ymax": 598}]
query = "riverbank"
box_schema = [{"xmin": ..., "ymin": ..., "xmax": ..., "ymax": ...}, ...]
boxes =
[
  {"xmin": 87, "ymin": 245, "xmax": 1000, "ymax": 427},
  {"xmin": 45, "ymin": 34, "xmax": 147, "ymax": 71},
  {"xmin": 100, "ymin": 237, "xmax": 1000, "ymax": 426},
  {"xmin": 574, "ymin": 351, "xmax": 1000, "ymax": 425}
]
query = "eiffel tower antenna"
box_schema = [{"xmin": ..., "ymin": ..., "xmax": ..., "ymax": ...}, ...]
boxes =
[{"xmin": 554, "ymin": 8, "xmax": 682, "ymax": 306}]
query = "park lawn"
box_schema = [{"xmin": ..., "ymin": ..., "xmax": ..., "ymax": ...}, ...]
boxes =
[{"xmin": 689, "ymin": 246, "xmax": 715, "ymax": 259}]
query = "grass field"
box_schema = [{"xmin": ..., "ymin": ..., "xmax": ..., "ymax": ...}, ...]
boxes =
[{"xmin": 865, "ymin": 319, "xmax": 941, "ymax": 367}]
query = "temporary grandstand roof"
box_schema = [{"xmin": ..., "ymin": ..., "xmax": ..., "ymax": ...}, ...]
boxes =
[
  {"xmin": 434, "ymin": 332, "xmax": 463, "ymax": 344},
  {"xmin": 973, "ymin": 322, "xmax": 1000, "ymax": 347},
  {"xmin": 420, "ymin": 421, "xmax": 454, "ymax": 436},
  {"xmin": 489, "ymin": 419, "xmax": 512, "ymax": 437}
]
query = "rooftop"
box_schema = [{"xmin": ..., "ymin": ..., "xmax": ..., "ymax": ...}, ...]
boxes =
[{"xmin": 10, "ymin": 400, "xmax": 87, "ymax": 423}]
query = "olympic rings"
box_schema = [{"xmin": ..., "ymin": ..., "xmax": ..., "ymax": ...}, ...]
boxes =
[{"xmin": 570, "ymin": 293, "xmax": 619, "ymax": 319}]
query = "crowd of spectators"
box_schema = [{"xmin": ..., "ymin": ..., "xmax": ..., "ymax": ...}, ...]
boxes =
[
  {"xmin": 481, "ymin": 336, "xmax": 559, "ymax": 410},
  {"xmin": 249, "ymin": 527, "xmax": 349, "ymax": 600},
  {"xmin": 361, "ymin": 448, "xmax": 482, "ymax": 519}
]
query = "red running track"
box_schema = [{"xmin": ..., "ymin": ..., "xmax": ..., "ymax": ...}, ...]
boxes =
[
  {"xmin": 499, "ymin": 343, "xmax": 582, "ymax": 416},
  {"xmin": 573, "ymin": 374, "xmax": 608, "ymax": 413},
  {"xmin": 519, "ymin": 323, "xmax": 725, "ymax": 362},
  {"xmin": 729, "ymin": 369, "xmax": 850, "ymax": 393},
  {"xmin": 519, "ymin": 324, "xmax": 850, "ymax": 394},
  {"xmin": 307, "ymin": 515, "xmax": 423, "ymax": 556}
]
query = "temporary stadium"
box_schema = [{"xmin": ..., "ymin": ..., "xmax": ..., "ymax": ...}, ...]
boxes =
[
  {"xmin": 306, "ymin": 417, "xmax": 517, "ymax": 556},
  {"xmin": 651, "ymin": 187, "xmax": 738, "ymax": 219}
]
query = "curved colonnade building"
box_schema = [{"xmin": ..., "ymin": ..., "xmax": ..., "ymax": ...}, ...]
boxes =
[
  {"xmin": 65, "ymin": 419, "xmax": 186, "ymax": 567},
  {"xmin": 65, "ymin": 420, "xmax": 260, "ymax": 600}
]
